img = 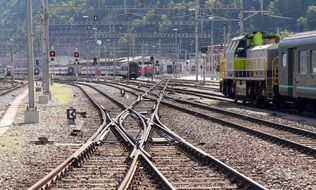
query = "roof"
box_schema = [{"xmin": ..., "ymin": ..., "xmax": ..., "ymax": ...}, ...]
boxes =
[
  {"xmin": 279, "ymin": 30, "xmax": 316, "ymax": 48},
  {"xmin": 231, "ymin": 32, "xmax": 280, "ymax": 42}
]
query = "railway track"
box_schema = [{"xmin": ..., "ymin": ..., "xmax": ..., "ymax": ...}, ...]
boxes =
[
  {"xmin": 0, "ymin": 80, "xmax": 26, "ymax": 96},
  {"xmin": 106, "ymin": 79, "xmax": 230, "ymax": 103},
  {"xmin": 115, "ymin": 78, "xmax": 316, "ymax": 117},
  {"xmin": 99, "ymin": 81, "xmax": 316, "ymax": 156},
  {"xmin": 30, "ymin": 79, "xmax": 267, "ymax": 190},
  {"xmin": 135, "ymin": 78, "xmax": 220, "ymax": 91}
]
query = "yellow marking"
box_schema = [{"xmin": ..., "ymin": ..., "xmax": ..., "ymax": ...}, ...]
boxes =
[
  {"xmin": 50, "ymin": 84, "xmax": 73, "ymax": 105},
  {"xmin": 0, "ymin": 136, "xmax": 24, "ymax": 154}
]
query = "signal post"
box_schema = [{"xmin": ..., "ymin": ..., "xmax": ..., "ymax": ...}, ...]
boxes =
[
  {"xmin": 24, "ymin": 0, "xmax": 40, "ymax": 123},
  {"xmin": 74, "ymin": 50, "xmax": 80, "ymax": 82}
]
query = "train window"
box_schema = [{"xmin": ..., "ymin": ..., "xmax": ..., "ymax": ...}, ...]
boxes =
[
  {"xmin": 282, "ymin": 53, "xmax": 287, "ymax": 67},
  {"xmin": 299, "ymin": 50, "xmax": 307, "ymax": 74},
  {"xmin": 311, "ymin": 50, "xmax": 316, "ymax": 74}
]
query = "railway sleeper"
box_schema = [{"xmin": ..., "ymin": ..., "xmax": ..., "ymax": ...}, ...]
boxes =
[{"xmin": 73, "ymin": 143, "xmax": 98, "ymax": 168}]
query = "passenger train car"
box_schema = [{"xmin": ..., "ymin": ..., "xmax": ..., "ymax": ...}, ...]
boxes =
[
  {"xmin": 117, "ymin": 61, "xmax": 140, "ymax": 79},
  {"xmin": 79, "ymin": 61, "xmax": 140, "ymax": 79},
  {"xmin": 50, "ymin": 66, "xmax": 75, "ymax": 76},
  {"xmin": 220, "ymin": 31, "xmax": 316, "ymax": 111}
]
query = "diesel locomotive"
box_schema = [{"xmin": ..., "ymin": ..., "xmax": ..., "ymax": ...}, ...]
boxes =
[{"xmin": 220, "ymin": 31, "xmax": 316, "ymax": 111}]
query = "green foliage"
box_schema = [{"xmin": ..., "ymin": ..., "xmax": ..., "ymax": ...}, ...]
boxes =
[
  {"xmin": 0, "ymin": 0, "xmax": 315, "ymax": 56},
  {"xmin": 278, "ymin": 30, "xmax": 293, "ymax": 39}
]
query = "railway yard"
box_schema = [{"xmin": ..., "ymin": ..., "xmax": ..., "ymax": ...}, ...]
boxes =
[
  {"xmin": 0, "ymin": 77, "xmax": 315, "ymax": 190},
  {"xmin": 2, "ymin": 0, "xmax": 316, "ymax": 189}
]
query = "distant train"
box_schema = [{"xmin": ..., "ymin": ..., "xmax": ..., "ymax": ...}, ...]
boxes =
[
  {"xmin": 79, "ymin": 61, "xmax": 141, "ymax": 79},
  {"xmin": 5, "ymin": 66, "xmax": 13, "ymax": 76},
  {"xmin": 220, "ymin": 31, "xmax": 316, "ymax": 111},
  {"xmin": 50, "ymin": 66, "xmax": 75, "ymax": 76},
  {"xmin": 4, "ymin": 61, "xmax": 144, "ymax": 80}
]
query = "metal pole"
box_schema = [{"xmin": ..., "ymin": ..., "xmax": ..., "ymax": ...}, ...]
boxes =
[
  {"xmin": 179, "ymin": 37, "xmax": 182, "ymax": 76},
  {"xmin": 124, "ymin": 0, "xmax": 127, "ymax": 14},
  {"xmin": 158, "ymin": 39, "xmax": 161, "ymax": 78},
  {"xmin": 203, "ymin": 55, "xmax": 205, "ymax": 84},
  {"xmin": 228, "ymin": 21, "xmax": 231, "ymax": 42},
  {"xmin": 260, "ymin": 0, "xmax": 263, "ymax": 16},
  {"xmin": 175, "ymin": 29, "xmax": 178, "ymax": 77},
  {"xmin": 113, "ymin": 39, "xmax": 117, "ymax": 79},
  {"xmin": 127, "ymin": 35, "xmax": 130, "ymax": 82},
  {"xmin": 240, "ymin": 0, "xmax": 244, "ymax": 34},
  {"xmin": 127, "ymin": 20, "xmax": 130, "ymax": 82},
  {"xmin": 98, "ymin": 44, "xmax": 101, "ymax": 81},
  {"xmin": 26, "ymin": 0, "xmax": 35, "ymax": 109},
  {"xmin": 10, "ymin": 39, "xmax": 14, "ymax": 81},
  {"xmin": 94, "ymin": 29, "xmax": 97, "ymax": 80},
  {"xmin": 211, "ymin": 19, "xmax": 214, "ymax": 80},
  {"xmin": 141, "ymin": 42, "xmax": 144, "ymax": 78},
  {"xmin": 41, "ymin": 0, "xmax": 49, "ymax": 94},
  {"xmin": 223, "ymin": 22, "xmax": 226, "ymax": 45},
  {"xmin": 195, "ymin": 0, "xmax": 199, "ymax": 82}
]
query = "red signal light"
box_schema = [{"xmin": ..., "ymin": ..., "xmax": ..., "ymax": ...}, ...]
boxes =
[
  {"xmin": 49, "ymin": 50, "xmax": 56, "ymax": 57},
  {"xmin": 74, "ymin": 52, "xmax": 80, "ymax": 58}
]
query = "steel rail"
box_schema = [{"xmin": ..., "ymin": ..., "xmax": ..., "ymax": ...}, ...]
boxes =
[
  {"xmin": 163, "ymin": 101, "xmax": 316, "ymax": 156},
  {"xmin": 28, "ymin": 84, "xmax": 110, "ymax": 190},
  {"xmin": 0, "ymin": 83, "xmax": 27, "ymax": 96},
  {"xmin": 100, "ymin": 81, "xmax": 316, "ymax": 155},
  {"xmin": 103, "ymin": 81, "xmax": 316, "ymax": 140},
  {"xmin": 117, "ymin": 79, "xmax": 175, "ymax": 190},
  {"xmin": 84, "ymin": 80, "xmax": 268, "ymax": 189},
  {"xmin": 29, "ymin": 81, "xmax": 146, "ymax": 190},
  {"xmin": 167, "ymin": 96, "xmax": 316, "ymax": 139},
  {"xmin": 152, "ymin": 111, "xmax": 268, "ymax": 190}
]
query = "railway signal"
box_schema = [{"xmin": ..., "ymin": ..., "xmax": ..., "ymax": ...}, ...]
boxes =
[
  {"xmin": 93, "ymin": 57, "xmax": 97, "ymax": 65},
  {"xmin": 34, "ymin": 68, "xmax": 40, "ymax": 75},
  {"xmin": 74, "ymin": 51, "xmax": 80, "ymax": 58},
  {"xmin": 49, "ymin": 50, "xmax": 55, "ymax": 57},
  {"xmin": 93, "ymin": 15, "xmax": 98, "ymax": 21},
  {"xmin": 49, "ymin": 50, "xmax": 55, "ymax": 61}
]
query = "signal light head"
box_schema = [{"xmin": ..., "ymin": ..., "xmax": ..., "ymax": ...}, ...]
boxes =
[
  {"xmin": 49, "ymin": 50, "xmax": 56, "ymax": 57},
  {"xmin": 74, "ymin": 52, "xmax": 80, "ymax": 58}
]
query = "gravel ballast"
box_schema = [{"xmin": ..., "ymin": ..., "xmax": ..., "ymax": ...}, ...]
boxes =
[
  {"xmin": 0, "ymin": 83, "xmax": 101, "ymax": 189},
  {"xmin": 159, "ymin": 105, "xmax": 316, "ymax": 190}
]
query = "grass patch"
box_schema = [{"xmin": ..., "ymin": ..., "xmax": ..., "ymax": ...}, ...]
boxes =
[
  {"xmin": 0, "ymin": 136, "xmax": 24, "ymax": 154},
  {"xmin": 51, "ymin": 84, "xmax": 73, "ymax": 105}
]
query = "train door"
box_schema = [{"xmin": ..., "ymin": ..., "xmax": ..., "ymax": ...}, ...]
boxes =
[
  {"xmin": 289, "ymin": 48, "xmax": 296, "ymax": 98},
  {"xmin": 296, "ymin": 49, "xmax": 309, "ymax": 98}
]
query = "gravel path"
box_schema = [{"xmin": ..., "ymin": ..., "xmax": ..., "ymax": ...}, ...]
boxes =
[
  {"xmin": 159, "ymin": 105, "xmax": 316, "ymax": 190},
  {"xmin": 0, "ymin": 83, "xmax": 101, "ymax": 189}
]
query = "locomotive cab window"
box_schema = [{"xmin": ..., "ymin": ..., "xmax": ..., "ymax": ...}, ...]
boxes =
[
  {"xmin": 299, "ymin": 50, "xmax": 307, "ymax": 74},
  {"xmin": 312, "ymin": 50, "xmax": 316, "ymax": 74}
]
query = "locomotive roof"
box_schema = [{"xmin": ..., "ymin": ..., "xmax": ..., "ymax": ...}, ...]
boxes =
[
  {"xmin": 231, "ymin": 32, "xmax": 280, "ymax": 41},
  {"xmin": 279, "ymin": 31, "xmax": 316, "ymax": 47}
]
